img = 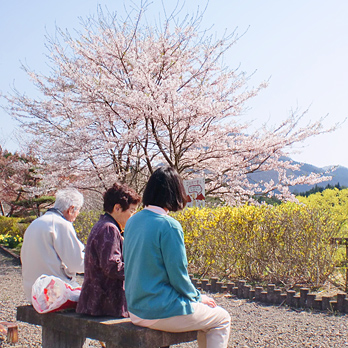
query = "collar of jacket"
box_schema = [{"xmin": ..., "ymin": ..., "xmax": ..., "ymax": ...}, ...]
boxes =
[
  {"xmin": 47, "ymin": 208, "xmax": 65, "ymax": 219},
  {"xmin": 104, "ymin": 212, "xmax": 122, "ymax": 233}
]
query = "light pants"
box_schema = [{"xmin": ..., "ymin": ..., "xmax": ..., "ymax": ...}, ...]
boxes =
[{"xmin": 135, "ymin": 302, "xmax": 231, "ymax": 348}]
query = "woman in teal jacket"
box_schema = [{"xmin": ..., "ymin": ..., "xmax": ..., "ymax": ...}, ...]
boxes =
[{"xmin": 124, "ymin": 166, "xmax": 231, "ymax": 348}]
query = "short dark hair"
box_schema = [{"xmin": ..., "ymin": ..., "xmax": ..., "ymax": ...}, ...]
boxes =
[
  {"xmin": 103, "ymin": 182, "xmax": 141, "ymax": 213},
  {"xmin": 142, "ymin": 166, "xmax": 187, "ymax": 212}
]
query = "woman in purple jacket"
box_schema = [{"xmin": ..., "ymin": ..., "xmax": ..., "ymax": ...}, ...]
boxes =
[{"xmin": 76, "ymin": 182, "xmax": 140, "ymax": 317}]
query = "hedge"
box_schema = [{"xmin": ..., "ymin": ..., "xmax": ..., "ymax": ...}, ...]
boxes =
[
  {"xmin": 174, "ymin": 204, "xmax": 340, "ymax": 286},
  {"xmin": 0, "ymin": 203, "xmax": 342, "ymax": 287}
]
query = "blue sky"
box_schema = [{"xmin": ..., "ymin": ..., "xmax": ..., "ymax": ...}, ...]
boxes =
[{"xmin": 1, "ymin": 0, "xmax": 347, "ymax": 168}]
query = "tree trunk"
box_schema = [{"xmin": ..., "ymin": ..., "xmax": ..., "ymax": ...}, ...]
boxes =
[{"xmin": 0, "ymin": 201, "xmax": 5, "ymax": 216}]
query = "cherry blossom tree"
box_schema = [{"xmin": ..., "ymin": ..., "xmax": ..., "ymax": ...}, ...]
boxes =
[{"xmin": 3, "ymin": 3, "xmax": 334, "ymax": 203}]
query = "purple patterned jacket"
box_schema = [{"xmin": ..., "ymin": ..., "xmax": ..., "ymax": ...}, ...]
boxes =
[{"xmin": 76, "ymin": 214, "xmax": 128, "ymax": 317}]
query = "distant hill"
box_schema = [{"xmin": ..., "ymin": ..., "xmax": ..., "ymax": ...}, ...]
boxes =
[
  {"xmin": 290, "ymin": 165, "xmax": 348, "ymax": 193},
  {"xmin": 247, "ymin": 158, "xmax": 348, "ymax": 194}
]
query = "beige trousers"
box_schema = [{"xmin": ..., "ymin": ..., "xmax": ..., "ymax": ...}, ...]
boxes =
[{"xmin": 134, "ymin": 302, "xmax": 231, "ymax": 348}]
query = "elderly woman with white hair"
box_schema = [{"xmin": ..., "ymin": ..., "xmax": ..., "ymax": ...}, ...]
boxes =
[{"xmin": 21, "ymin": 188, "xmax": 85, "ymax": 302}]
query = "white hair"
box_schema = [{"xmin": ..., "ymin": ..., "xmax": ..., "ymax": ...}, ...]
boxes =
[{"xmin": 54, "ymin": 188, "xmax": 84, "ymax": 212}]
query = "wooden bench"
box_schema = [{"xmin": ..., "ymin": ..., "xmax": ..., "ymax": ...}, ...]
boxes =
[{"xmin": 16, "ymin": 305, "xmax": 197, "ymax": 348}]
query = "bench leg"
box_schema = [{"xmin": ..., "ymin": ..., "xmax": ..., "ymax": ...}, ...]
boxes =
[{"xmin": 42, "ymin": 326, "xmax": 86, "ymax": 348}]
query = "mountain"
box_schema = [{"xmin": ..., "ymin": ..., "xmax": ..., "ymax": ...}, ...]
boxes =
[
  {"xmin": 290, "ymin": 165, "xmax": 348, "ymax": 193},
  {"xmin": 247, "ymin": 158, "xmax": 348, "ymax": 194}
]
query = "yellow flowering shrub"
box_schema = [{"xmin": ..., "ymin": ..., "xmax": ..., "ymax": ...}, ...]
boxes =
[
  {"xmin": 0, "ymin": 216, "xmax": 29, "ymax": 238},
  {"xmin": 1, "ymin": 198, "xmax": 339, "ymax": 286},
  {"xmin": 298, "ymin": 188, "xmax": 348, "ymax": 235},
  {"xmin": 172, "ymin": 203, "xmax": 339, "ymax": 286},
  {"xmin": 297, "ymin": 188, "xmax": 348, "ymax": 287},
  {"xmin": 0, "ymin": 234, "xmax": 23, "ymax": 248},
  {"xmin": 74, "ymin": 210, "xmax": 101, "ymax": 244}
]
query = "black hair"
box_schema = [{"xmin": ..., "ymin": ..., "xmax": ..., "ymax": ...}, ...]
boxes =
[
  {"xmin": 103, "ymin": 182, "xmax": 141, "ymax": 213},
  {"xmin": 142, "ymin": 166, "xmax": 187, "ymax": 212}
]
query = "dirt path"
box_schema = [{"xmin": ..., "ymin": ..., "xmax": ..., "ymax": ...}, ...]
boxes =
[{"xmin": 1, "ymin": 249, "xmax": 348, "ymax": 347}]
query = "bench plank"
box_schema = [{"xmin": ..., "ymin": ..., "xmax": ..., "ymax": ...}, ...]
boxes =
[{"xmin": 17, "ymin": 305, "xmax": 197, "ymax": 348}]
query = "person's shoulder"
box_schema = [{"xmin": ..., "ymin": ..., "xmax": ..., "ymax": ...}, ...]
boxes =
[
  {"xmin": 92, "ymin": 215, "xmax": 119, "ymax": 233},
  {"xmin": 28, "ymin": 212, "xmax": 57, "ymax": 225},
  {"xmin": 27, "ymin": 215, "xmax": 42, "ymax": 224},
  {"xmin": 128, "ymin": 209, "xmax": 181, "ymax": 229},
  {"xmin": 160, "ymin": 214, "xmax": 182, "ymax": 231},
  {"xmin": 100, "ymin": 219, "xmax": 119, "ymax": 232},
  {"xmin": 129, "ymin": 209, "xmax": 151, "ymax": 220},
  {"xmin": 25, "ymin": 215, "xmax": 42, "ymax": 231},
  {"xmin": 44, "ymin": 211, "xmax": 73, "ymax": 229}
]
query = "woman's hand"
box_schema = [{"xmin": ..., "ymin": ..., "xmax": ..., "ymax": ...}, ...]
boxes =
[{"xmin": 201, "ymin": 294, "xmax": 217, "ymax": 308}]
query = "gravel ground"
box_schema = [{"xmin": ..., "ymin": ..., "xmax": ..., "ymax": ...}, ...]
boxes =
[{"xmin": 2, "ymin": 249, "xmax": 348, "ymax": 347}]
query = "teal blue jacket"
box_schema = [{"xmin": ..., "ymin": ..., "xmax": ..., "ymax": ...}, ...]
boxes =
[{"xmin": 123, "ymin": 209, "xmax": 201, "ymax": 319}]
